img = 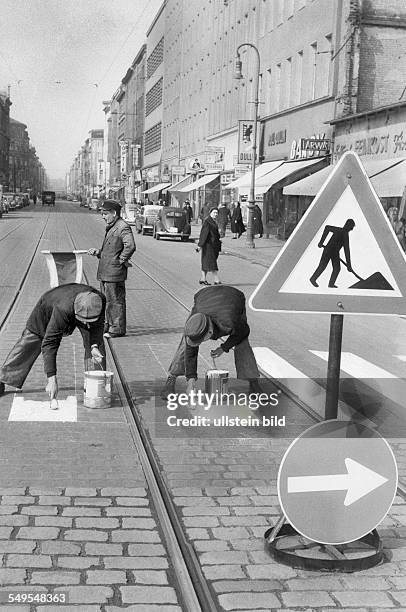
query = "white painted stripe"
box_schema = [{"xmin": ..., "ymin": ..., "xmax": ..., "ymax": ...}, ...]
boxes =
[
  {"xmin": 8, "ymin": 395, "xmax": 77, "ymax": 422},
  {"xmin": 310, "ymin": 351, "xmax": 397, "ymax": 379},
  {"xmin": 253, "ymin": 347, "xmax": 308, "ymax": 379},
  {"xmin": 395, "ymin": 355, "xmax": 406, "ymax": 362},
  {"xmin": 254, "ymin": 346, "xmax": 375, "ymax": 426}
]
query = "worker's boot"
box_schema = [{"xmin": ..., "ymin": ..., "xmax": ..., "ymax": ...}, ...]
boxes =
[{"xmin": 160, "ymin": 375, "xmax": 177, "ymax": 400}]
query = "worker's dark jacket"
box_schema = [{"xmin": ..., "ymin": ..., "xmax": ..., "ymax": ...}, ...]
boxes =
[
  {"xmin": 185, "ymin": 285, "xmax": 250, "ymax": 379},
  {"xmin": 26, "ymin": 283, "xmax": 105, "ymax": 377},
  {"xmin": 97, "ymin": 218, "xmax": 136, "ymax": 282}
]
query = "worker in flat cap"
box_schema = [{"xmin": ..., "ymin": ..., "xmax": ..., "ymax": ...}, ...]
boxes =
[
  {"xmin": 88, "ymin": 199, "xmax": 136, "ymax": 338},
  {"xmin": 0, "ymin": 283, "xmax": 106, "ymax": 399},
  {"xmin": 161, "ymin": 285, "xmax": 262, "ymax": 399}
]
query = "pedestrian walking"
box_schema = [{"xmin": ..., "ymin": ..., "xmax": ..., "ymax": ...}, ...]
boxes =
[
  {"xmin": 160, "ymin": 285, "xmax": 262, "ymax": 399},
  {"xmin": 0, "ymin": 284, "xmax": 105, "ymax": 400},
  {"xmin": 196, "ymin": 207, "xmax": 221, "ymax": 285},
  {"xmin": 310, "ymin": 218, "xmax": 355, "ymax": 288},
  {"xmin": 395, "ymin": 216, "xmax": 406, "ymax": 252},
  {"xmin": 217, "ymin": 202, "xmax": 231, "ymax": 238},
  {"xmin": 199, "ymin": 203, "xmax": 210, "ymax": 224},
  {"xmin": 87, "ymin": 200, "xmax": 136, "ymax": 338},
  {"xmin": 183, "ymin": 200, "xmax": 193, "ymax": 224},
  {"xmin": 32, "ymin": 193, "xmax": 37, "ymax": 205},
  {"xmin": 252, "ymin": 204, "xmax": 264, "ymax": 238},
  {"xmin": 230, "ymin": 201, "xmax": 245, "ymax": 239}
]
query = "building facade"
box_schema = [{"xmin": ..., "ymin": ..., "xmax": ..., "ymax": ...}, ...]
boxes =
[{"xmin": 0, "ymin": 91, "xmax": 11, "ymax": 190}]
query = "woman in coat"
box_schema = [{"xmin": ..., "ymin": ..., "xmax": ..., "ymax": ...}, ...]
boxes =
[
  {"xmin": 252, "ymin": 204, "xmax": 263, "ymax": 238},
  {"xmin": 231, "ymin": 201, "xmax": 245, "ymax": 239},
  {"xmin": 196, "ymin": 208, "xmax": 221, "ymax": 285}
]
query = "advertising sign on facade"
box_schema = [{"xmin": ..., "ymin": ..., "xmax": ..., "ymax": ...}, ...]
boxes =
[
  {"xmin": 334, "ymin": 122, "xmax": 406, "ymax": 161},
  {"xmin": 238, "ymin": 120, "xmax": 255, "ymax": 163},
  {"xmin": 205, "ymin": 147, "xmax": 225, "ymax": 172},
  {"xmin": 171, "ymin": 165, "xmax": 186, "ymax": 176},
  {"xmin": 119, "ymin": 140, "xmax": 128, "ymax": 175},
  {"xmin": 290, "ymin": 133, "xmax": 330, "ymax": 160}
]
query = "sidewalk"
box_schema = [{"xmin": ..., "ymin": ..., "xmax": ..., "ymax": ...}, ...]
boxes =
[{"xmin": 190, "ymin": 222, "xmax": 285, "ymax": 268}]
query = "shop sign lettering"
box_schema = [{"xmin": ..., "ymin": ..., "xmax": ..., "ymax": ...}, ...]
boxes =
[
  {"xmin": 335, "ymin": 127, "xmax": 406, "ymax": 160},
  {"xmin": 268, "ymin": 129, "xmax": 287, "ymax": 147},
  {"xmin": 290, "ymin": 133, "xmax": 328, "ymax": 159}
]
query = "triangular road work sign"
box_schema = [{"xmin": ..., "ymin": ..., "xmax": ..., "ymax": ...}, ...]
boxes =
[{"xmin": 249, "ymin": 151, "xmax": 406, "ymax": 315}]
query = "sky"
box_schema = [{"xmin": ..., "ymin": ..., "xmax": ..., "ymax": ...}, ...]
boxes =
[{"xmin": 0, "ymin": 0, "xmax": 162, "ymax": 181}]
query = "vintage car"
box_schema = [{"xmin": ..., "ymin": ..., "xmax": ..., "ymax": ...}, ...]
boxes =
[
  {"xmin": 3, "ymin": 193, "xmax": 20, "ymax": 210},
  {"xmin": 153, "ymin": 207, "xmax": 192, "ymax": 241},
  {"xmin": 135, "ymin": 204, "xmax": 163, "ymax": 235}
]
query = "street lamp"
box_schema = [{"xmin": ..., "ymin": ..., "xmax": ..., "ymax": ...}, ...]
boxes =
[{"xmin": 234, "ymin": 43, "xmax": 260, "ymax": 249}]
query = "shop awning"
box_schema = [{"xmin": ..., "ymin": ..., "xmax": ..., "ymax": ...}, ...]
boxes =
[
  {"xmin": 224, "ymin": 160, "xmax": 284, "ymax": 190},
  {"xmin": 165, "ymin": 176, "xmax": 193, "ymax": 192},
  {"xmin": 179, "ymin": 174, "xmax": 219, "ymax": 192},
  {"xmin": 370, "ymin": 159, "xmax": 406, "ymax": 197},
  {"xmin": 254, "ymin": 158, "xmax": 323, "ymax": 195},
  {"xmin": 283, "ymin": 157, "xmax": 406, "ymax": 196},
  {"xmin": 141, "ymin": 182, "xmax": 172, "ymax": 194}
]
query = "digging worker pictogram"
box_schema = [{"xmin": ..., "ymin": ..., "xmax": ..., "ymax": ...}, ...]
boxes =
[{"xmin": 310, "ymin": 218, "xmax": 356, "ymax": 288}]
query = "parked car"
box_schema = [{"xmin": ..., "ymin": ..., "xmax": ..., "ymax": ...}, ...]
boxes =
[
  {"xmin": 42, "ymin": 191, "xmax": 56, "ymax": 206},
  {"xmin": 153, "ymin": 207, "xmax": 192, "ymax": 242},
  {"xmin": 135, "ymin": 204, "xmax": 163, "ymax": 235},
  {"xmin": 3, "ymin": 193, "xmax": 19, "ymax": 210}
]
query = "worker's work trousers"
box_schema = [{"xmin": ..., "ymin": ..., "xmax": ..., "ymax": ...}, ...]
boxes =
[
  {"xmin": 169, "ymin": 337, "xmax": 259, "ymax": 379},
  {"xmin": 0, "ymin": 329, "xmax": 43, "ymax": 389},
  {"xmin": 99, "ymin": 281, "xmax": 126, "ymax": 335},
  {"xmin": 0, "ymin": 328, "xmax": 104, "ymax": 389}
]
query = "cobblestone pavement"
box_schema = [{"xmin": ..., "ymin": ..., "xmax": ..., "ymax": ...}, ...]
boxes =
[{"xmin": 0, "ymin": 205, "xmax": 405, "ymax": 610}]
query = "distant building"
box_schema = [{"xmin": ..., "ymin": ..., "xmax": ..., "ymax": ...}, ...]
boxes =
[{"xmin": 0, "ymin": 91, "xmax": 11, "ymax": 189}]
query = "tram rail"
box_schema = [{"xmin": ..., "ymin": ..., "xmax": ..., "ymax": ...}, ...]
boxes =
[{"xmin": 0, "ymin": 209, "xmax": 405, "ymax": 610}]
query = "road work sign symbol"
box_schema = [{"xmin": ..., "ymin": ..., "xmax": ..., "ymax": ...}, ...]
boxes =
[
  {"xmin": 249, "ymin": 151, "xmax": 406, "ymax": 315},
  {"xmin": 277, "ymin": 420, "xmax": 398, "ymax": 545}
]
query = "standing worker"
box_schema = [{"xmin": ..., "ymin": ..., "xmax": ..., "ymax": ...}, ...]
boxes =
[
  {"xmin": 0, "ymin": 284, "xmax": 105, "ymax": 400},
  {"xmin": 183, "ymin": 200, "xmax": 193, "ymax": 224},
  {"xmin": 160, "ymin": 285, "xmax": 262, "ymax": 399},
  {"xmin": 88, "ymin": 200, "xmax": 136, "ymax": 338}
]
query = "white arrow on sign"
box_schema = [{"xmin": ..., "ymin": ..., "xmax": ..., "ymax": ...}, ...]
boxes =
[{"xmin": 287, "ymin": 458, "xmax": 388, "ymax": 506}]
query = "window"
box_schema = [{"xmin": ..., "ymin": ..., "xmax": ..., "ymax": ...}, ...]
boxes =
[
  {"xmin": 144, "ymin": 122, "xmax": 162, "ymax": 155},
  {"xmin": 274, "ymin": 63, "xmax": 282, "ymax": 112},
  {"xmin": 145, "ymin": 78, "xmax": 163, "ymax": 116},
  {"xmin": 147, "ymin": 38, "xmax": 164, "ymax": 79},
  {"xmin": 295, "ymin": 51, "xmax": 303, "ymax": 106},
  {"xmin": 285, "ymin": 57, "xmax": 292, "ymax": 109},
  {"xmin": 310, "ymin": 42, "xmax": 317, "ymax": 100},
  {"xmin": 319, "ymin": 34, "xmax": 332, "ymax": 97}
]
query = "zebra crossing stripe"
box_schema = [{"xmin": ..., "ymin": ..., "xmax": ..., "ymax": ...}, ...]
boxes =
[{"xmin": 310, "ymin": 351, "xmax": 397, "ymax": 379}]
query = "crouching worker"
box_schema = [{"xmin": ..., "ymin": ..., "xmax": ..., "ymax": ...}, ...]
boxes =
[
  {"xmin": 0, "ymin": 283, "xmax": 106, "ymax": 400},
  {"xmin": 161, "ymin": 284, "xmax": 262, "ymax": 399}
]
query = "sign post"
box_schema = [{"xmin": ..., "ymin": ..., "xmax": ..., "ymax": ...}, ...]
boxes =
[{"xmin": 325, "ymin": 314, "xmax": 344, "ymax": 420}]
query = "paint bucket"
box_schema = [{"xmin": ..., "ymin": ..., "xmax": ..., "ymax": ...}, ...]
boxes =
[
  {"xmin": 205, "ymin": 369, "xmax": 229, "ymax": 398},
  {"xmin": 84, "ymin": 371, "xmax": 113, "ymax": 409}
]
